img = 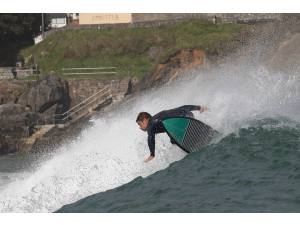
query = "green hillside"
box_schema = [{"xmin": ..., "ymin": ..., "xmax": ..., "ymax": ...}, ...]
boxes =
[{"xmin": 20, "ymin": 19, "xmax": 252, "ymax": 79}]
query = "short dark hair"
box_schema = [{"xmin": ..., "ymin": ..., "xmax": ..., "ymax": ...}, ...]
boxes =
[{"xmin": 136, "ymin": 112, "xmax": 152, "ymax": 122}]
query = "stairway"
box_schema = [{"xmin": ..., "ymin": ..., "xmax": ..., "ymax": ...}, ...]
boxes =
[
  {"xmin": 21, "ymin": 124, "xmax": 55, "ymax": 152},
  {"xmin": 55, "ymin": 85, "xmax": 112, "ymax": 127},
  {"xmin": 19, "ymin": 86, "xmax": 112, "ymax": 152}
]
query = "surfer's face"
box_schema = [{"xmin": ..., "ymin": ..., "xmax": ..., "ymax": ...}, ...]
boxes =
[{"xmin": 137, "ymin": 119, "xmax": 148, "ymax": 131}]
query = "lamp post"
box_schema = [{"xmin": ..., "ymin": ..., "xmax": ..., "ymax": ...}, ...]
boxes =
[{"xmin": 41, "ymin": 13, "xmax": 44, "ymax": 38}]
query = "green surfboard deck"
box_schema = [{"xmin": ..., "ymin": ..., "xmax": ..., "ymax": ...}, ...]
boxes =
[
  {"xmin": 162, "ymin": 117, "xmax": 190, "ymax": 144},
  {"xmin": 162, "ymin": 117, "xmax": 217, "ymax": 153}
]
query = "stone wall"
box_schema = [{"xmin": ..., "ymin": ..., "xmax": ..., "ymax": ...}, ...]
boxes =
[{"xmin": 67, "ymin": 76, "xmax": 132, "ymax": 108}]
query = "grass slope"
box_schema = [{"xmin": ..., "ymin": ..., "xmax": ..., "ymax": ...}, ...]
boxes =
[{"xmin": 20, "ymin": 19, "xmax": 252, "ymax": 80}]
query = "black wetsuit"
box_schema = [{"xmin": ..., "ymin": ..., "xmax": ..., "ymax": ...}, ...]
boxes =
[{"xmin": 146, "ymin": 105, "xmax": 201, "ymax": 157}]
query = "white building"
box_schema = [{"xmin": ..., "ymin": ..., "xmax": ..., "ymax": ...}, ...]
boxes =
[{"xmin": 49, "ymin": 13, "xmax": 67, "ymax": 28}]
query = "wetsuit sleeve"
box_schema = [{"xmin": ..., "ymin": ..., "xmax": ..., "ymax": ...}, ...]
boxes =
[
  {"xmin": 147, "ymin": 132, "xmax": 155, "ymax": 157},
  {"xmin": 177, "ymin": 105, "xmax": 201, "ymax": 111}
]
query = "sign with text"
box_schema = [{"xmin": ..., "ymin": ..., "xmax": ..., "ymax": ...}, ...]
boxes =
[{"xmin": 79, "ymin": 13, "xmax": 132, "ymax": 25}]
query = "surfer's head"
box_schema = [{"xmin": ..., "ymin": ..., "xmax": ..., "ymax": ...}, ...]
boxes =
[{"xmin": 136, "ymin": 112, "xmax": 152, "ymax": 131}]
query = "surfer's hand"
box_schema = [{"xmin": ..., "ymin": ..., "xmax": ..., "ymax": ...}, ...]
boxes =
[
  {"xmin": 144, "ymin": 155, "xmax": 154, "ymax": 163},
  {"xmin": 200, "ymin": 106, "xmax": 209, "ymax": 113}
]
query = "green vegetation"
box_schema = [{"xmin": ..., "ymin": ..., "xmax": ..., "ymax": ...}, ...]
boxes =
[
  {"xmin": 0, "ymin": 14, "xmax": 50, "ymax": 66},
  {"xmin": 20, "ymin": 19, "xmax": 252, "ymax": 80}
]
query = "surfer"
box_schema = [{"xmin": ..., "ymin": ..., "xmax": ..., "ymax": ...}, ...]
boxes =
[{"xmin": 136, "ymin": 105, "xmax": 209, "ymax": 162}]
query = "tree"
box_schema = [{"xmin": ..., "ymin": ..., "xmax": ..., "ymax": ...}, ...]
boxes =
[
  {"xmin": 0, "ymin": 13, "xmax": 50, "ymax": 66},
  {"xmin": 0, "ymin": 13, "xmax": 49, "ymax": 42}
]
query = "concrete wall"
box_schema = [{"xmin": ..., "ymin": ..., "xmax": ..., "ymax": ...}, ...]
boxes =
[
  {"xmin": 211, "ymin": 13, "xmax": 282, "ymax": 23},
  {"xmin": 0, "ymin": 68, "xmax": 13, "ymax": 79},
  {"xmin": 74, "ymin": 13, "xmax": 282, "ymax": 26},
  {"xmin": 0, "ymin": 67, "xmax": 37, "ymax": 80},
  {"xmin": 132, "ymin": 13, "xmax": 282, "ymax": 24},
  {"xmin": 132, "ymin": 13, "xmax": 194, "ymax": 22}
]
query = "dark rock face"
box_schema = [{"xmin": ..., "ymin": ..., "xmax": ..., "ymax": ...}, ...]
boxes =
[
  {"xmin": 0, "ymin": 103, "xmax": 26, "ymax": 131},
  {"xmin": 0, "ymin": 103, "xmax": 40, "ymax": 154},
  {"xmin": 0, "ymin": 80, "xmax": 31, "ymax": 105},
  {"xmin": 18, "ymin": 74, "xmax": 70, "ymax": 121},
  {"xmin": 0, "ymin": 102, "xmax": 25, "ymax": 115},
  {"xmin": 0, "ymin": 75, "xmax": 71, "ymax": 154}
]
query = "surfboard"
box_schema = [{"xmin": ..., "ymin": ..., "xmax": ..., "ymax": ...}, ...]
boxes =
[{"xmin": 162, "ymin": 117, "xmax": 218, "ymax": 153}]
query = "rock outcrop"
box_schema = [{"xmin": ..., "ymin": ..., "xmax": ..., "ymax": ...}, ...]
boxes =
[
  {"xmin": 0, "ymin": 103, "xmax": 40, "ymax": 154},
  {"xmin": 0, "ymin": 79, "xmax": 32, "ymax": 104},
  {"xmin": 0, "ymin": 74, "xmax": 133, "ymax": 154},
  {"xmin": 18, "ymin": 74, "xmax": 70, "ymax": 123},
  {"xmin": 137, "ymin": 49, "xmax": 206, "ymax": 90},
  {"xmin": 0, "ymin": 75, "xmax": 70, "ymax": 154}
]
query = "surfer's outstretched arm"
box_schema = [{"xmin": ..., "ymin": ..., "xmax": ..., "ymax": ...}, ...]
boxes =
[
  {"xmin": 177, "ymin": 105, "xmax": 201, "ymax": 111},
  {"xmin": 177, "ymin": 105, "xmax": 209, "ymax": 113},
  {"xmin": 145, "ymin": 131, "xmax": 155, "ymax": 163}
]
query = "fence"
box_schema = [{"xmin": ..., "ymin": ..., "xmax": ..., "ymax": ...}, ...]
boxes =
[{"xmin": 61, "ymin": 67, "xmax": 117, "ymax": 77}]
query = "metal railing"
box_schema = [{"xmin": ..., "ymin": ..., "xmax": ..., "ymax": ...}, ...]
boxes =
[
  {"xmin": 54, "ymin": 85, "xmax": 112, "ymax": 124},
  {"xmin": 61, "ymin": 67, "xmax": 117, "ymax": 76}
]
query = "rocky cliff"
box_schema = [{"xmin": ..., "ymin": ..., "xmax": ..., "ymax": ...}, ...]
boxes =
[
  {"xmin": 0, "ymin": 75, "xmax": 70, "ymax": 154},
  {"xmin": 0, "ymin": 75, "xmax": 132, "ymax": 154},
  {"xmin": 137, "ymin": 49, "xmax": 206, "ymax": 90}
]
